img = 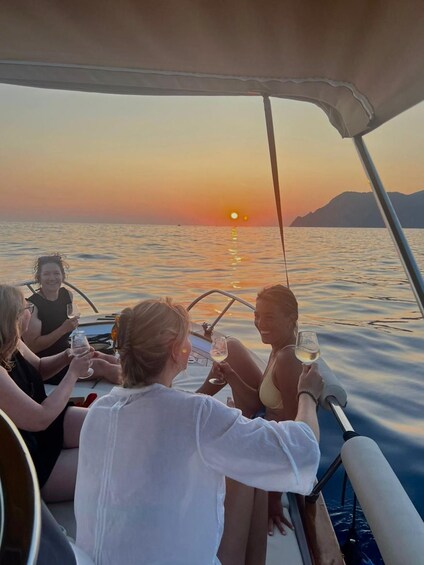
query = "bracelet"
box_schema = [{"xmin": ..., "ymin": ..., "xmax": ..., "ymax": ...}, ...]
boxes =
[{"xmin": 297, "ymin": 390, "xmax": 319, "ymax": 405}]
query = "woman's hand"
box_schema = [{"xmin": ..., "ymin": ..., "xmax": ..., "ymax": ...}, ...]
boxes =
[
  {"xmin": 297, "ymin": 363, "xmax": 323, "ymax": 403},
  {"xmin": 68, "ymin": 351, "xmax": 93, "ymax": 379},
  {"xmin": 61, "ymin": 317, "xmax": 79, "ymax": 334},
  {"xmin": 63, "ymin": 348, "xmax": 73, "ymax": 364},
  {"xmin": 92, "ymin": 350, "xmax": 120, "ymax": 365},
  {"xmin": 268, "ymin": 492, "xmax": 294, "ymax": 536},
  {"xmin": 207, "ymin": 361, "xmax": 225, "ymax": 383},
  {"xmin": 214, "ymin": 361, "xmax": 239, "ymax": 384}
]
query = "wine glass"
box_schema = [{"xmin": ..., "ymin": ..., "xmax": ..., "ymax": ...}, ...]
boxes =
[
  {"xmin": 208, "ymin": 336, "xmax": 228, "ymax": 385},
  {"xmin": 67, "ymin": 303, "xmax": 80, "ymax": 322},
  {"xmin": 70, "ymin": 332, "xmax": 93, "ymax": 379},
  {"xmin": 295, "ymin": 331, "xmax": 320, "ymax": 365}
]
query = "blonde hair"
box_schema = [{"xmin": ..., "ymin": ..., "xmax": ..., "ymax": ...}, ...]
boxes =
[
  {"xmin": 0, "ymin": 285, "xmax": 24, "ymax": 369},
  {"xmin": 118, "ymin": 298, "xmax": 190, "ymax": 388}
]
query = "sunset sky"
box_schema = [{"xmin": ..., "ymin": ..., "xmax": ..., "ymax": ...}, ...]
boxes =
[{"xmin": 1, "ymin": 84, "xmax": 422, "ymax": 226}]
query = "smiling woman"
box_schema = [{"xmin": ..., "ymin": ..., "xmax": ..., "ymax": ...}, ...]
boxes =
[
  {"xmin": 23, "ymin": 254, "xmax": 121, "ymax": 385},
  {"xmin": 23, "ymin": 254, "xmax": 78, "ymax": 383}
]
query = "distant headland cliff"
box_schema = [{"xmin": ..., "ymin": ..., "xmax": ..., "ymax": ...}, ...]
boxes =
[{"xmin": 291, "ymin": 190, "xmax": 424, "ymax": 228}]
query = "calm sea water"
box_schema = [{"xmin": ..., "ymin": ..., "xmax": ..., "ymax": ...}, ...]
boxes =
[{"xmin": 1, "ymin": 221, "xmax": 423, "ymax": 562}]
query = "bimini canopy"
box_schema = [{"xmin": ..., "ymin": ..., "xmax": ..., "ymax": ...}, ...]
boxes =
[{"xmin": 0, "ymin": 0, "xmax": 423, "ymax": 137}]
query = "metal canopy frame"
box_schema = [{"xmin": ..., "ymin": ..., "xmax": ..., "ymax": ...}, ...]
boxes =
[{"xmin": 353, "ymin": 136, "xmax": 424, "ymax": 317}]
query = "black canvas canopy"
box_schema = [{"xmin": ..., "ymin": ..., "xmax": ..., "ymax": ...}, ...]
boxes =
[{"xmin": 0, "ymin": 0, "xmax": 423, "ymax": 137}]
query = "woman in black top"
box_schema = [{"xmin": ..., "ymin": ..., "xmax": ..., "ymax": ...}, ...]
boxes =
[
  {"xmin": 24, "ymin": 255, "xmax": 80, "ymax": 383},
  {"xmin": 28, "ymin": 285, "xmax": 74, "ymax": 358},
  {"xmin": 24, "ymin": 254, "xmax": 121, "ymax": 384},
  {"xmin": 0, "ymin": 284, "xmax": 92, "ymax": 501}
]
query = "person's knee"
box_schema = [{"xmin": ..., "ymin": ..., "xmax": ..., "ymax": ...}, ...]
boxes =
[
  {"xmin": 63, "ymin": 407, "xmax": 87, "ymax": 448},
  {"xmin": 41, "ymin": 449, "xmax": 79, "ymax": 503},
  {"xmin": 227, "ymin": 337, "xmax": 245, "ymax": 356}
]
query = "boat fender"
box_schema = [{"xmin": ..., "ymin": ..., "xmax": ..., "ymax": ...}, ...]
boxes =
[
  {"xmin": 316, "ymin": 358, "xmax": 347, "ymax": 410},
  {"xmin": 341, "ymin": 436, "xmax": 424, "ymax": 565}
]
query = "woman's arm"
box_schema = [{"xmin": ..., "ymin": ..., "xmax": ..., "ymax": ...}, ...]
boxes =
[
  {"xmin": 92, "ymin": 350, "xmax": 120, "ymax": 364},
  {"xmin": 23, "ymin": 304, "xmax": 78, "ymax": 353},
  {"xmin": 295, "ymin": 364, "xmax": 322, "ymax": 441},
  {"xmin": 197, "ymin": 396, "xmax": 321, "ymax": 495},
  {"xmin": 18, "ymin": 340, "xmax": 71, "ymax": 381},
  {"xmin": 268, "ymin": 353, "xmax": 317, "ymax": 534},
  {"xmin": 0, "ymin": 353, "xmax": 90, "ymax": 432}
]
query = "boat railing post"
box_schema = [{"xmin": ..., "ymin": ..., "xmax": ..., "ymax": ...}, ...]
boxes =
[
  {"xmin": 353, "ymin": 135, "xmax": 424, "ymax": 317},
  {"xmin": 187, "ymin": 290, "xmax": 255, "ymax": 336},
  {"xmin": 64, "ymin": 282, "xmax": 99, "ymax": 313},
  {"xmin": 208, "ymin": 298, "xmax": 236, "ymax": 334}
]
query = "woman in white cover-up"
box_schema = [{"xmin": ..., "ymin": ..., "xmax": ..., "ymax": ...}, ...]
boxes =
[{"xmin": 75, "ymin": 297, "xmax": 322, "ymax": 565}]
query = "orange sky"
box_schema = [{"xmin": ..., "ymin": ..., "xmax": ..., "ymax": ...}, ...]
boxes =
[{"xmin": 0, "ymin": 84, "xmax": 422, "ymax": 226}]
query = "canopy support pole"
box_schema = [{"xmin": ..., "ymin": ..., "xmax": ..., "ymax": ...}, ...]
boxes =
[{"xmin": 353, "ymin": 135, "xmax": 424, "ymax": 317}]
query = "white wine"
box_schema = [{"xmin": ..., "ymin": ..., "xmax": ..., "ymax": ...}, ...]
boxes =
[
  {"xmin": 208, "ymin": 336, "xmax": 228, "ymax": 385},
  {"xmin": 211, "ymin": 352, "xmax": 227, "ymax": 363},
  {"xmin": 295, "ymin": 347, "xmax": 320, "ymax": 364}
]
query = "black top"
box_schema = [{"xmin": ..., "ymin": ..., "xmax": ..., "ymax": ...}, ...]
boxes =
[
  {"xmin": 28, "ymin": 287, "xmax": 72, "ymax": 357},
  {"xmin": 8, "ymin": 352, "xmax": 67, "ymax": 487}
]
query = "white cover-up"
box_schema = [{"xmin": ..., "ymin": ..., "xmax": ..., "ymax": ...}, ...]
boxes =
[{"xmin": 75, "ymin": 384, "xmax": 320, "ymax": 565}]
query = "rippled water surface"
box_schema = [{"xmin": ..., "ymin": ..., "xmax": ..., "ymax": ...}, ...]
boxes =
[{"xmin": 1, "ymin": 222, "xmax": 423, "ymax": 562}]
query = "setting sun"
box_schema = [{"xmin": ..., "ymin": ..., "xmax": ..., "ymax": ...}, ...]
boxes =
[{"xmin": 230, "ymin": 212, "xmax": 239, "ymax": 220}]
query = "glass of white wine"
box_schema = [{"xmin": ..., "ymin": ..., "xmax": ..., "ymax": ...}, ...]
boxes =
[
  {"xmin": 295, "ymin": 331, "xmax": 320, "ymax": 365},
  {"xmin": 208, "ymin": 336, "xmax": 228, "ymax": 385},
  {"xmin": 70, "ymin": 331, "xmax": 93, "ymax": 379},
  {"xmin": 67, "ymin": 302, "xmax": 80, "ymax": 322}
]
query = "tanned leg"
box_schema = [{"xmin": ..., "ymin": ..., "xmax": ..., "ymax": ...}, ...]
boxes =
[
  {"xmin": 246, "ymin": 488, "xmax": 268, "ymax": 565},
  {"xmin": 41, "ymin": 448, "xmax": 79, "ymax": 502},
  {"xmin": 63, "ymin": 406, "xmax": 88, "ymax": 449},
  {"xmin": 41, "ymin": 407, "xmax": 88, "ymax": 502},
  {"xmin": 218, "ymin": 478, "xmax": 255, "ymax": 565}
]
